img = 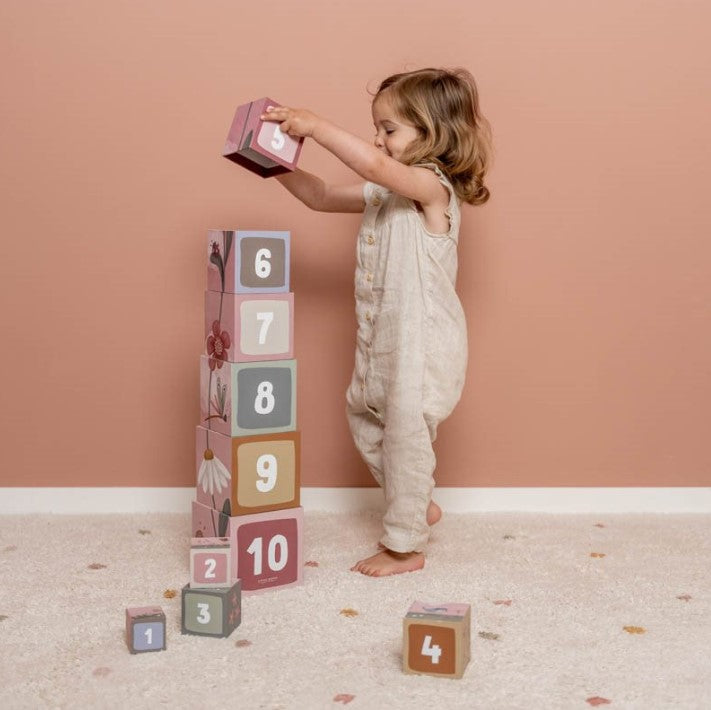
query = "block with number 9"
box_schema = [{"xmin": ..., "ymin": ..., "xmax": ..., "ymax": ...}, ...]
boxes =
[
  {"xmin": 181, "ymin": 579, "xmax": 242, "ymax": 638},
  {"xmin": 196, "ymin": 426, "xmax": 300, "ymax": 518},
  {"xmin": 223, "ymin": 97, "xmax": 304, "ymax": 177},
  {"xmin": 200, "ymin": 356, "xmax": 296, "ymax": 437},
  {"xmin": 192, "ymin": 501, "xmax": 303, "ymax": 595},
  {"xmin": 402, "ymin": 601, "xmax": 471, "ymax": 679},
  {"xmin": 207, "ymin": 229, "xmax": 290, "ymax": 295},
  {"xmin": 205, "ymin": 291, "xmax": 293, "ymax": 363},
  {"xmin": 125, "ymin": 606, "xmax": 166, "ymax": 654}
]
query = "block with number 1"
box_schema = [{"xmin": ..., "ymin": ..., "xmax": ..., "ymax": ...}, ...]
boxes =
[{"xmin": 403, "ymin": 602, "xmax": 471, "ymax": 679}]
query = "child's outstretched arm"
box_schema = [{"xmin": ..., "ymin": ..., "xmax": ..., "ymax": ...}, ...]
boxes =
[
  {"xmin": 261, "ymin": 106, "xmax": 444, "ymax": 207},
  {"xmin": 275, "ymin": 169, "xmax": 365, "ymax": 213}
]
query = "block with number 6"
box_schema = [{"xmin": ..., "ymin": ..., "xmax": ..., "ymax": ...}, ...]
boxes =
[
  {"xmin": 223, "ymin": 97, "xmax": 304, "ymax": 177},
  {"xmin": 205, "ymin": 291, "xmax": 293, "ymax": 363},
  {"xmin": 190, "ymin": 537, "xmax": 232, "ymax": 588},
  {"xmin": 207, "ymin": 229, "xmax": 290, "ymax": 295},
  {"xmin": 125, "ymin": 606, "xmax": 166, "ymax": 654},
  {"xmin": 181, "ymin": 579, "xmax": 242, "ymax": 637},
  {"xmin": 192, "ymin": 500, "xmax": 303, "ymax": 595},
  {"xmin": 403, "ymin": 602, "xmax": 471, "ymax": 679},
  {"xmin": 200, "ymin": 356, "xmax": 296, "ymax": 437}
]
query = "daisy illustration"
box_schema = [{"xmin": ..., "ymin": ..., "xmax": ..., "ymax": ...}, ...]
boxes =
[{"xmin": 198, "ymin": 448, "xmax": 231, "ymax": 498}]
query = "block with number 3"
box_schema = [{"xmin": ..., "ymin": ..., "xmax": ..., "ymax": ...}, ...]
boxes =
[
  {"xmin": 403, "ymin": 602, "xmax": 471, "ymax": 679},
  {"xmin": 181, "ymin": 579, "xmax": 242, "ymax": 638},
  {"xmin": 190, "ymin": 537, "xmax": 232, "ymax": 588},
  {"xmin": 125, "ymin": 606, "xmax": 166, "ymax": 654},
  {"xmin": 205, "ymin": 291, "xmax": 293, "ymax": 363},
  {"xmin": 192, "ymin": 500, "xmax": 303, "ymax": 595},
  {"xmin": 223, "ymin": 97, "xmax": 304, "ymax": 177},
  {"xmin": 207, "ymin": 229, "xmax": 290, "ymax": 295}
]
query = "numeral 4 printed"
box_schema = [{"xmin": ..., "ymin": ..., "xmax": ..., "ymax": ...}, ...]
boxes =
[{"xmin": 421, "ymin": 635, "xmax": 442, "ymax": 664}]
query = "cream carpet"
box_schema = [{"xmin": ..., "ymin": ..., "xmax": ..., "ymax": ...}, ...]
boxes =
[{"xmin": 1, "ymin": 510, "xmax": 710, "ymax": 709}]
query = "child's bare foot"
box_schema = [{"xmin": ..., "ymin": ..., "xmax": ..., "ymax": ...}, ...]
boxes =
[
  {"xmin": 377, "ymin": 501, "xmax": 441, "ymax": 550},
  {"xmin": 350, "ymin": 549, "xmax": 425, "ymax": 577}
]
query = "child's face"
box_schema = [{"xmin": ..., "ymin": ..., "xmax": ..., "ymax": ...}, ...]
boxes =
[{"xmin": 372, "ymin": 92, "xmax": 420, "ymax": 163}]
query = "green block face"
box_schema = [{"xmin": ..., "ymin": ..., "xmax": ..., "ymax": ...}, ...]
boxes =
[{"xmin": 183, "ymin": 591, "xmax": 224, "ymax": 635}]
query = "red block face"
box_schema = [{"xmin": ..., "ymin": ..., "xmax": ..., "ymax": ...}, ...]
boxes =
[
  {"xmin": 192, "ymin": 551, "xmax": 229, "ymax": 586},
  {"xmin": 236, "ymin": 518, "xmax": 298, "ymax": 591}
]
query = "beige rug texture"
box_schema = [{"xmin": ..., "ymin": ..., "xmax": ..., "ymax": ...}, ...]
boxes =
[{"xmin": 1, "ymin": 511, "xmax": 710, "ymax": 709}]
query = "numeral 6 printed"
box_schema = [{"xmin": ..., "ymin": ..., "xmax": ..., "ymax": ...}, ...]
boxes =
[{"xmin": 255, "ymin": 248, "xmax": 272, "ymax": 278}]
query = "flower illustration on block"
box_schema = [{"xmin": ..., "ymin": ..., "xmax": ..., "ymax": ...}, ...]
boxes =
[
  {"xmin": 207, "ymin": 321, "xmax": 231, "ymax": 370},
  {"xmin": 206, "ymin": 376, "xmax": 230, "ymax": 423},
  {"xmin": 198, "ymin": 448, "xmax": 231, "ymax": 496}
]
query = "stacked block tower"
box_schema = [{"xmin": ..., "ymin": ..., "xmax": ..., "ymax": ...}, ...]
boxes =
[{"xmin": 192, "ymin": 228, "xmax": 303, "ymax": 596}]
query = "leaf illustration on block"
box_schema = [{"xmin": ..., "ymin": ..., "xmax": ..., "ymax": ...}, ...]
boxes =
[
  {"xmin": 222, "ymin": 499, "xmax": 232, "ymax": 517},
  {"xmin": 218, "ymin": 510, "xmax": 229, "ymax": 538},
  {"xmin": 210, "ymin": 240, "xmax": 225, "ymax": 292},
  {"xmin": 223, "ymin": 230, "xmax": 233, "ymax": 275}
]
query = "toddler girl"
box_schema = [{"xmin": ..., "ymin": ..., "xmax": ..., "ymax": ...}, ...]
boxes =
[{"xmin": 260, "ymin": 67, "xmax": 492, "ymax": 576}]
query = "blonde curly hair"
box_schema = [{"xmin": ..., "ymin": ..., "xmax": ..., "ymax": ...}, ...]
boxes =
[{"xmin": 374, "ymin": 67, "xmax": 493, "ymax": 206}]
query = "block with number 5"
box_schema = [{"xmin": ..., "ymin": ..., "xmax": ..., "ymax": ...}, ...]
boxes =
[
  {"xmin": 200, "ymin": 356, "xmax": 296, "ymax": 437},
  {"xmin": 192, "ymin": 500, "xmax": 303, "ymax": 595},
  {"xmin": 196, "ymin": 426, "xmax": 300, "ymax": 518},
  {"xmin": 223, "ymin": 97, "xmax": 304, "ymax": 177},
  {"xmin": 403, "ymin": 602, "xmax": 471, "ymax": 679},
  {"xmin": 125, "ymin": 606, "xmax": 166, "ymax": 654},
  {"xmin": 205, "ymin": 291, "xmax": 293, "ymax": 363},
  {"xmin": 207, "ymin": 229, "xmax": 290, "ymax": 295},
  {"xmin": 181, "ymin": 579, "xmax": 242, "ymax": 638}
]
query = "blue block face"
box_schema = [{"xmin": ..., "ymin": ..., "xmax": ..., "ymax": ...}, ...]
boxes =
[
  {"xmin": 133, "ymin": 621, "xmax": 164, "ymax": 651},
  {"xmin": 237, "ymin": 366, "xmax": 293, "ymax": 430}
]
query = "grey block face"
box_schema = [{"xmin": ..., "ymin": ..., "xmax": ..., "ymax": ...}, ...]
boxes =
[
  {"xmin": 237, "ymin": 367, "xmax": 292, "ymax": 430},
  {"xmin": 240, "ymin": 237, "xmax": 286, "ymax": 289},
  {"xmin": 183, "ymin": 591, "xmax": 224, "ymax": 635}
]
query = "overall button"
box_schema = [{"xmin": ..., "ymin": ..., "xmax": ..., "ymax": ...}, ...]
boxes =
[
  {"xmin": 365, "ymin": 311, "xmax": 372, "ymax": 321},
  {"xmin": 365, "ymin": 273, "xmax": 373, "ymax": 283},
  {"xmin": 366, "ymin": 235, "xmax": 375, "ymax": 245}
]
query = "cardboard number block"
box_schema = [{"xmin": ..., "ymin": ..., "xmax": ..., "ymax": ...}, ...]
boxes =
[
  {"xmin": 208, "ymin": 229, "xmax": 290, "ymax": 294},
  {"xmin": 403, "ymin": 602, "xmax": 471, "ymax": 679},
  {"xmin": 181, "ymin": 579, "xmax": 242, "ymax": 637},
  {"xmin": 200, "ymin": 355, "xmax": 296, "ymax": 437},
  {"xmin": 205, "ymin": 291, "xmax": 293, "ymax": 364},
  {"xmin": 223, "ymin": 97, "xmax": 304, "ymax": 177},
  {"xmin": 192, "ymin": 500, "xmax": 303, "ymax": 595},
  {"xmin": 196, "ymin": 426, "xmax": 300, "ymax": 517},
  {"xmin": 125, "ymin": 606, "xmax": 166, "ymax": 654},
  {"xmin": 190, "ymin": 537, "xmax": 232, "ymax": 588}
]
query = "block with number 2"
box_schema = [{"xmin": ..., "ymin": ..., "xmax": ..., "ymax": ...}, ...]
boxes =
[
  {"xmin": 403, "ymin": 601, "xmax": 471, "ymax": 679},
  {"xmin": 190, "ymin": 537, "xmax": 232, "ymax": 588},
  {"xmin": 192, "ymin": 500, "xmax": 303, "ymax": 595}
]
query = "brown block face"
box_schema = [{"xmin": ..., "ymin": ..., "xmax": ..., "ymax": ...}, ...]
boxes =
[{"xmin": 407, "ymin": 623, "xmax": 456, "ymax": 675}]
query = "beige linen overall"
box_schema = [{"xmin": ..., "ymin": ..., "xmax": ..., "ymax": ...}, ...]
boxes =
[{"xmin": 345, "ymin": 164, "xmax": 468, "ymax": 553}]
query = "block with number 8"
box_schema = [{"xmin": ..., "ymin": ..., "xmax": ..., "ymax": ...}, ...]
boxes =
[
  {"xmin": 196, "ymin": 426, "xmax": 300, "ymax": 518},
  {"xmin": 402, "ymin": 601, "xmax": 471, "ymax": 679},
  {"xmin": 125, "ymin": 606, "xmax": 166, "ymax": 654},
  {"xmin": 200, "ymin": 356, "xmax": 296, "ymax": 437},
  {"xmin": 223, "ymin": 98, "xmax": 304, "ymax": 177},
  {"xmin": 190, "ymin": 537, "xmax": 232, "ymax": 588},
  {"xmin": 207, "ymin": 229, "xmax": 290, "ymax": 295},
  {"xmin": 205, "ymin": 291, "xmax": 293, "ymax": 363},
  {"xmin": 192, "ymin": 500, "xmax": 303, "ymax": 595},
  {"xmin": 181, "ymin": 579, "xmax": 242, "ymax": 638}
]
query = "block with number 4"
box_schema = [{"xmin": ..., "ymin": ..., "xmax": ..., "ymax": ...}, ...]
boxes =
[
  {"xmin": 403, "ymin": 602, "xmax": 471, "ymax": 679},
  {"xmin": 200, "ymin": 355, "xmax": 296, "ymax": 437},
  {"xmin": 192, "ymin": 500, "xmax": 303, "ymax": 595},
  {"xmin": 223, "ymin": 97, "xmax": 304, "ymax": 177},
  {"xmin": 207, "ymin": 229, "xmax": 290, "ymax": 295},
  {"xmin": 205, "ymin": 291, "xmax": 293, "ymax": 364},
  {"xmin": 196, "ymin": 426, "xmax": 300, "ymax": 518},
  {"xmin": 125, "ymin": 606, "xmax": 166, "ymax": 654},
  {"xmin": 190, "ymin": 537, "xmax": 232, "ymax": 588},
  {"xmin": 181, "ymin": 579, "xmax": 242, "ymax": 638}
]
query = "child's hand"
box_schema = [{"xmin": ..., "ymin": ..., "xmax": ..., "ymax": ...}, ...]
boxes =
[{"xmin": 260, "ymin": 106, "xmax": 319, "ymax": 139}]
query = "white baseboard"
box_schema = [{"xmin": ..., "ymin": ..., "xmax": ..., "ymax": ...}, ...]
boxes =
[{"xmin": 0, "ymin": 487, "xmax": 710, "ymax": 514}]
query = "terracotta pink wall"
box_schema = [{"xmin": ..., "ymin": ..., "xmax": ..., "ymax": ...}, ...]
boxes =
[{"xmin": 1, "ymin": 1, "xmax": 710, "ymax": 487}]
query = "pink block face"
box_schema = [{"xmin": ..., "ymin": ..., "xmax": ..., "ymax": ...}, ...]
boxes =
[
  {"xmin": 204, "ymin": 291, "xmax": 294, "ymax": 363},
  {"xmin": 191, "ymin": 501, "xmax": 303, "ymax": 595},
  {"xmin": 407, "ymin": 602, "xmax": 470, "ymax": 618},
  {"xmin": 192, "ymin": 551, "xmax": 229, "ymax": 586},
  {"xmin": 223, "ymin": 97, "xmax": 303, "ymax": 177}
]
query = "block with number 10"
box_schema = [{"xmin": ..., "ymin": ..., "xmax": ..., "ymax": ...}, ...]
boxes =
[
  {"xmin": 403, "ymin": 602, "xmax": 471, "ymax": 679},
  {"xmin": 192, "ymin": 500, "xmax": 303, "ymax": 595}
]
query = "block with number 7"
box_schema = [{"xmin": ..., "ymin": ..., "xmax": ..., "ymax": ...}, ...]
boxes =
[
  {"xmin": 402, "ymin": 602, "xmax": 471, "ymax": 679},
  {"xmin": 192, "ymin": 500, "xmax": 303, "ymax": 595}
]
